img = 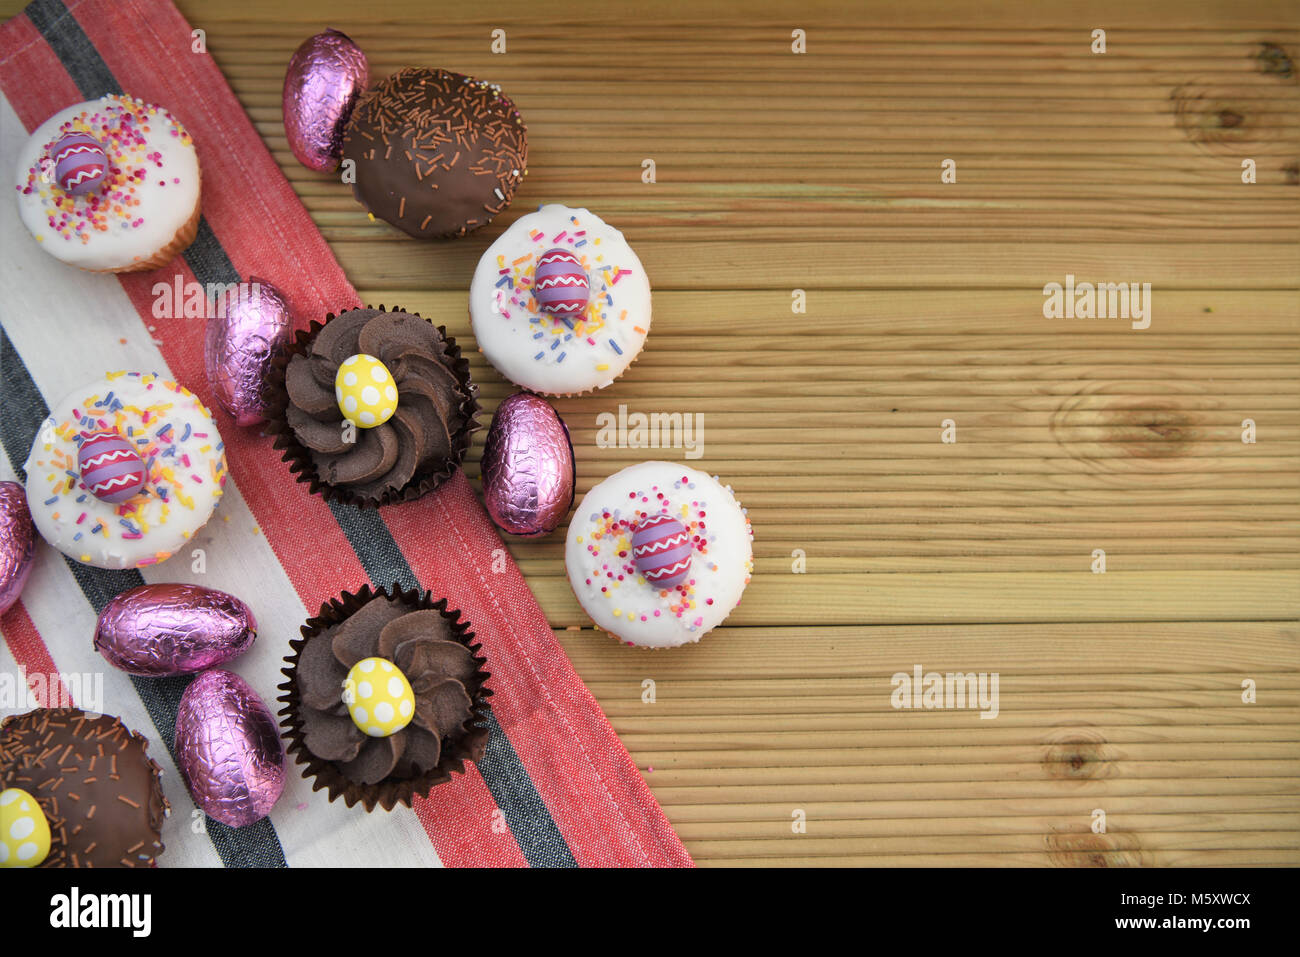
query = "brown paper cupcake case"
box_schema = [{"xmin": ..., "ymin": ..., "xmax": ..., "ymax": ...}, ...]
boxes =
[
  {"xmin": 278, "ymin": 582, "xmax": 492, "ymax": 812},
  {"xmin": 94, "ymin": 166, "xmax": 203, "ymax": 274},
  {"xmin": 266, "ymin": 305, "xmax": 482, "ymax": 509}
]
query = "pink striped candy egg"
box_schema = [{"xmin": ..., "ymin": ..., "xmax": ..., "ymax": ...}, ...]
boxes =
[
  {"xmin": 50, "ymin": 131, "xmax": 108, "ymax": 196},
  {"xmin": 533, "ymin": 248, "xmax": 590, "ymax": 317},
  {"xmin": 78, "ymin": 432, "xmax": 147, "ymax": 504},
  {"xmin": 631, "ymin": 514, "xmax": 693, "ymax": 589}
]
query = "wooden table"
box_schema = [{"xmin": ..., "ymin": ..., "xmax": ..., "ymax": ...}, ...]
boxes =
[{"xmin": 14, "ymin": 0, "xmax": 1299, "ymax": 865}]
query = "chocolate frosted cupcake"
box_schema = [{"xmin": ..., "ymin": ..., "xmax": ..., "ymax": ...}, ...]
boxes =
[
  {"xmin": 271, "ymin": 306, "xmax": 479, "ymax": 507},
  {"xmin": 0, "ymin": 709, "xmax": 168, "ymax": 868},
  {"xmin": 279, "ymin": 583, "xmax": 491, "ymax": 811}
]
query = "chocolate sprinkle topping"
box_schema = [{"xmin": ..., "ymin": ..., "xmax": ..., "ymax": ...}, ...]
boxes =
[
  {"xmin": 342, "ymin": 67, "xmax": 528, "ymax": 239},
  {"xmin": 0, "ymin": 709, "xmax": 168, "ymax": 868}
]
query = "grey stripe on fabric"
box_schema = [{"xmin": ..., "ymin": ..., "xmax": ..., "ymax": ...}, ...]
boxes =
[
  {"xmin": 182, "ymin": 217, "xmax": 241, "ymax": 286},
  {"xmin": 23, "ymin": 0, "xmax": 119, "ymax": 99},
  {"xmin": 481, "ymin": 711, "xmax": 579, "ymax": 867},
  {"xmin": 328, "ymin": 501, "xmax": 579, "ymax": 867},
  {"xmin": 0, "ymin": 322, "xmax": 287, "ymax": 867}
]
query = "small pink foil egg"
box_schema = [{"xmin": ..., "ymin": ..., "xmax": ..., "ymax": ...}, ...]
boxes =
[
  {"xmin": 0, "ymin": 481, "xmax": 36, "ymax": 616},
  {"xmin": 481, "ymin": 392, "xmax": 575, "ymax": 536},
  {"xmin": 175, "ymin": 669, "xmax": 285, "ymax": 828},
  {"xmin": 533, "ymin": 248, "xmax": 590, "ymax": 317},
  {"xmin": 50, "ymin": 131, "xmax": 107, "ymax": 195},
  {"xmin": 77, "ymin": 431, "xmax": 148, "ymax": 504},
  {"xmin": 203, "ymin": 278, "xmax": 293, "ymax": 427},
  {"xmin": 94, "ymin": 583, "xmax": 257, "ymax": 677},
  {"xmin": 282, "ymin": 29, "xmax": 368, "ymax": 172}
]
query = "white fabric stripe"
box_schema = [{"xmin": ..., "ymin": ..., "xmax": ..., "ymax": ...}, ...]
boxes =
[{"xmin": 0, "ymin": 97, "xmax": 441, "ymax": 868}]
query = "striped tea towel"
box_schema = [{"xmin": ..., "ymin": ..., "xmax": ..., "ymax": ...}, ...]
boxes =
[{"xmin": 0, "ymin": 0, "xmax": 692, "ymax": 868}]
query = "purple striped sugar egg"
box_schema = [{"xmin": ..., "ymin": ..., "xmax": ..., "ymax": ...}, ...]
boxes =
[
  {"xmin": 78, "ymin": 432, "xmax": 148, "ymax": 504},
  {"xmin": 533, "ymin": 247, "xmax": 590, "ymax": 317},
  {"xmin": 631, "ymin": 514, "xmax": 694, "ymax": 589},
  {"xmin": 51, "ymin": 131, "xmax": 108, "ymax": 196}
]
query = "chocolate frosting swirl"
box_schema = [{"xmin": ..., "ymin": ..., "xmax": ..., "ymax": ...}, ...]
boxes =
[
  {"xmin": 285, "ymin": 307, "xmax": 470, "ymax": 498},
  {"xmin": 296, "ymin": 596, "xmax": 478, "ymax": 783}
]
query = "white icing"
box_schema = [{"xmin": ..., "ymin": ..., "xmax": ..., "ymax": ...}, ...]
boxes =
[
  {"xmin": 565, "ymin": 462, "xmax": 752, "ymax": 648},
  {"xmin": 25, "ymin": 373, "xmax": 227, "ymax": 570},
  {"xmin": 13, "ymin": 96, "xmax": 200, "ymax": 272},
  {"xmin": 470, "ymin": 204, "xmax": 651, "ymax": 395}
]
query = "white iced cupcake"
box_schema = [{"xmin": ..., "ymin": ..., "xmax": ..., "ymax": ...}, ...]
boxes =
[
  {"xmin": 469, "ymin": 204, "xmax": 651, "ymax": 395},
  {"xmin": 13, "ymin": 95, "xmax": 201, "ymax": 273},
  {"xmin": 25, "ymin": 373, "xmax": 228, "ymax": 570},
  {"xmin": 565, "ymin": 462, "xmax": 753, "ymax": 648}
]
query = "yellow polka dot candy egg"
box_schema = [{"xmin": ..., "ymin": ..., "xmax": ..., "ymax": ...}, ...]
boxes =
[
  {"xmin": 335, "ymin": 354, "xmax": 398, "ymax": 429},
  {"xmin": 0, "ymin": 787, "xmax": 51, "ymax": 868},
  {"xmin": 343, "ymin": 656, "xmax": 415, "ymax": 737}
]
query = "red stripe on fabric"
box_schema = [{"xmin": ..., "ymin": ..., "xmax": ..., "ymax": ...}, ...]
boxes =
[
  {"xmin": 412, "ymin": 766, "xmax": 529, "ymax": 867},
  {"xmin": 0, "ymin": 13, "xmax": 79, "ymax": 127},
  {"xmin": 1, "ymin": 600, "xmax": 74, "ymax": 708},
  {"xmin": 389, "ymin": 474, "xmax": 695, "ymax": 867},
  {"xmin": 64, "ymin": 0, "xmax": 519, "ymax": 867}
]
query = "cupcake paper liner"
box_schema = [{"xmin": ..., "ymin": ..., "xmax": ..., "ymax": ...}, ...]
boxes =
[
  {"xmin": 101, "ymin": 167, "xmax": 203, "ymax": 274},
  {"xmin": 266, "ymin": 305, "xmax": 481, "ymax": 509},
  {"xmin": 278, "ymin": 582, "xmax": 492, "ymax": 812}
]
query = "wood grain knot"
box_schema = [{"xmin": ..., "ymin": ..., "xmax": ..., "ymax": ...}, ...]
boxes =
[
  {"xmin": 1045, "ymin": 828, "xmax": 1150, "ymax": 868},
  {"xmin": 1171, "ymin": 83, "xmax": 1265, "ymax": 152},
  {"xmin": 1041, "ymin": 726, "xmax": 1116, "ymax": 782},
  {"xmin": 1254, "ymin": 42, "xmax": 1295, "ymax": 80},
  {"xmin": 1169, "ymin": 59, "xmax": 1298, "ymax": 156},
  {"xmin": 1050, "ymin": 385, "xmax": 1204, "ymax": 475}
]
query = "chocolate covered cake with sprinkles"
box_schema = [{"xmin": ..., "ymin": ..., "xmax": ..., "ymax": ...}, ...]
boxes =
[
  {"xmin": 341, "ymin": 67, "xmax": 527, "ymax": 238},
  {"xmin": 0, "ymin": 708, "xmax": 168, "ymax": 868}
]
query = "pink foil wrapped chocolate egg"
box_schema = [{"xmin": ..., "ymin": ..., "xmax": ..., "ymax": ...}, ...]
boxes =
[
  {"xmin": 94, "ymin": 583, "xmax": 257, "ymax": 677},
  {"xmin": 50, "ymin": 131, "xmax": 107, "ymax": 195},
  {"xmin": 203, "ymin": 278, "xmax": 293, "ymax": 427},
  {"xmin": 282, "ymin": 29, "xmax": 368, "ymax": 172},
  {"xmin": 533, "ymin": 248, "xmax": 590, "ymax": 317},
  {"xmin": 77, "ymin": 431, "xmax": 148, "ymax": 504},
  {"xmin": 0, "ymin": 481, "xmax": 36, "ymax": 616},
  {"xmin": 481, "ymin": 392, "xmax": 575, "ymax": 537},
  {"xmin": 175, "ymin": 669, "xmax": 285, "ymax": 828}
]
